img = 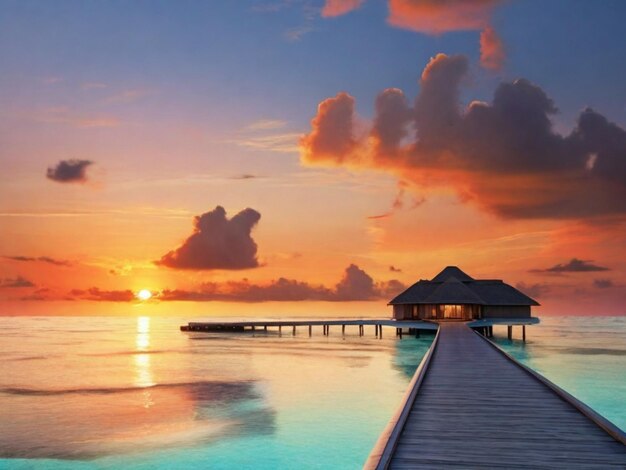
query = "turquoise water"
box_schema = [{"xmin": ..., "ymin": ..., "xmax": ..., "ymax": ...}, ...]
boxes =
[
  {"xmin": 493, "ymin": 315, "xmax": 626, "ymax": 431},
  {"xmin": 0, "ymin": 316, "xmax": 432, "ymax": 469},
  {"xmin": 1, "ymin": 316, "xmax": 625, "ymax": 469}
]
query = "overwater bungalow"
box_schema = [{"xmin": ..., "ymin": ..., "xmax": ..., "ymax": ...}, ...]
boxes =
[{"xmin": 389, "ymin": 266, "xmax": 539, "ymax": 321}]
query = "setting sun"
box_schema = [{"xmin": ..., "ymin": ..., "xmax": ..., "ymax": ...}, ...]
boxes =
[{"xmin": 136, "ymin": 289, "xmax": 152, "ymax": 301}]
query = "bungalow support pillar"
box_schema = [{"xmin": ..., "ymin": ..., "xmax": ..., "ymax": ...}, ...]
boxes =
[
  {"xmin": 507, "ymin": 325, "xmax": 512, "ymax": 340},
  {"xmin": 523, "ymin": 325, "xmax": 526, "ymax": 342}
]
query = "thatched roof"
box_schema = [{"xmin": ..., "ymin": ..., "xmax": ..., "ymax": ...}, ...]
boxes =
[{"xmin": 389, "ymin": 266, "xmax": 539, "ymax": 306}]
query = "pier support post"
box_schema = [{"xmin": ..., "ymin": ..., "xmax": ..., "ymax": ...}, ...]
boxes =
[
  {"xmin": 379, "ymin": 326, "xmax": 383, "ymax": 339},
  {"xmin": 359, "ymin": 325, "xmax": 363, "ymax": 336},
  {"xmin": 293, "ymin": 325, "xmax": 296, "ymax": 336},
  {"xmin": 415, "ymin": 329, "xmax": 420, "ymax": 338},
  {"xmin": 279, "ymin": 325, "xmax": 282, "ymax": 336},
  {"xmin": 252, "ymin": 325, "xmax": 255, "ymax": 332},
  {"xmin": 308, "ymin": 325, "xmax": 312, "ymax": 336},
  {"xmin": 522, "ymin": 325, "xmax": 526, "ymax": 342},
  {"xmin": 399, "ymin": 328, "xmax": 403, "ymax": 339},
  {"xmin": 342, "ymin": 324, "xmax": 345, "ymax": 335},
  {"xmin": 264, "ymin": 325, "xmax": 267, "ymax": 331},
  {"xmin": 507, "ymin": 325, "xmax": 512, "ymax": 340}
]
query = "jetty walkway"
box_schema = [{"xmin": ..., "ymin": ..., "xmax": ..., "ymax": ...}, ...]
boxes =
[
  {"xmin": 367, "ymin": 322, "xmax": 626, "ymax": 469},
  {"xmin": 181, "ymin": 319, "xmax": 438, "ymax": 337}
]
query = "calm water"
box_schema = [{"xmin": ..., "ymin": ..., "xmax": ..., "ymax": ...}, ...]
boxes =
[
  {"xmin": 0, "ymin": 316, "xmax": 624, "ymax": 469},
  {"xmin": 0, "ymin": 316, "xmax": 431, "ymax": 469},
  {"xmin": 493, "ymin": 315, "xmax": 626, "ymax": 431}
]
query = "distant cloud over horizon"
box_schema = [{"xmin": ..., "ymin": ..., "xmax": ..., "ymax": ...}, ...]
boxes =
[
  {"xmin": 69, "ymin": 265, "xmax": 405, "ymax": 302},
  {"xmin": 531, "ymin": 258, "xmax": 610, "ymax": 274},
  {"xmin": 161, "ymin": 263, "xmax": 405, "ymax": 302},
  {"xmin": 70, "ymin": 288, "xmax": 135, "ymax": 302},
  {"xmin": 593, "ymin": 278, "xmax": 614, "ymax": 289},
  {"xmin": 46, "ymin": 159, "xmax": 93, "ymax": 183},
  {"xmin": 301, "ymin": 53, "xmax": 626, "ymax": 221},
  {"xmin": 3, "ymin": 256, "xmax": 72, "ymax": 267},
  {"xmin": 0, "ymin": 276, "xmax": 35, "ymax": 288},
  {"xmin": 158, "ymin": 206, "xmax": 261, "ymax": 270}
]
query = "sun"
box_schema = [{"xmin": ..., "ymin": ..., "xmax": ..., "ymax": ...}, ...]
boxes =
[{"xmin": 136, "ymin": 289, "xmax": 153, "ymax": 301}]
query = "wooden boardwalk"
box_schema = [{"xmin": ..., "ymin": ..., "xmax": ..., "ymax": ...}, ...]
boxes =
[
  {"xmin": 181, "ymin": 319, "xmax": 437, "ymax": 337},
  {"xmin": 369, "ymin": 322, "xmax": 626, "ymax": 469}
]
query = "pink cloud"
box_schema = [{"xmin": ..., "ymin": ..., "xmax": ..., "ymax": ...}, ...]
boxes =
[
  {"xmin": 321, "ymin": 0, "xmax": 365, "ymax": 17},
  {"xmin": 480, "ymin": 26, "xmax": 505, "ymax": 70}
]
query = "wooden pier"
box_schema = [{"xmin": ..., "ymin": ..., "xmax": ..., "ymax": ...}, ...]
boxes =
[
  {"xmin": 366, "ymin": 322, "xmax": 626, "ymax": 469},
  {"xmin": 180, "ymin": 319, "xmax": 438, "ymax": 338}
]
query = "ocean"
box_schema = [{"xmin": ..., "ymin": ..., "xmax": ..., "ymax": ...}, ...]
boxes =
[
  {"xmin": 0, "ymin": 316, "xmax": 430, "ymax": 469},
  {"xmin": 0, "ymin": 315, "xmax": 624, "ymax": 469}
]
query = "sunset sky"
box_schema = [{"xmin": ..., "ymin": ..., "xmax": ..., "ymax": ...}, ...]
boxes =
[{"xmin": 1, "ymin": 0, "xmax": 626, "ymax": 315}]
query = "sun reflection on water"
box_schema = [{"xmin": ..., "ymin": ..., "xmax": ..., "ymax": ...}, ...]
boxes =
[{"xmin": 134, "ymin": 316, "xmax": 155, "ymax": 399}]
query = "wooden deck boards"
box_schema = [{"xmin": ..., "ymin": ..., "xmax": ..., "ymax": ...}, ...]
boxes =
[{"xmin": 388, "ymin": 322, "xmax": 626, "ymax": 469}]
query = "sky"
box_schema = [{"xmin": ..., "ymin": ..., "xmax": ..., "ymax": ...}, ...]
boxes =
[{"xmin": 1, "ymin": 0, "xmax": 626, "ymax": 315}]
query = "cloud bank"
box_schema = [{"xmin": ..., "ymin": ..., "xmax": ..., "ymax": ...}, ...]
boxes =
[
  {"xmin": 161, "ymin": 263, "xmax": 404, "ymax": 302},
  {"xmin": 70, "ymin": 288, "xmax": 135, "ymax": 302},
  {"xmin": 301, "ymin": 53, "xmax": 626, "ymax": 220},
  {"xmin": 158, "ymin": 206, "xmax": 261, "ymax": 270},
  {"xmin": 70, "ymin": 265, "xmax": 405, "ymax": 302},
  {"xmin": 46, "ymin": 160, "xmax": 93, "ymax": 183}
]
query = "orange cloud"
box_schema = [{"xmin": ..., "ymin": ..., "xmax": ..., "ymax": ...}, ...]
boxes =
[
  {"xmin": 300, "ymin": 92, "xmax": 359, "ymax": 165},
  {"xmin": 387, "ymin": 0, "xmax": 500, "ymax": 34},
  {"xmin": 321, "ymin": 0, "xmax": 364, "ymax": 18},
  {"xmin": 480, "ymin": 26, "xmax": 505, "ymax": 70},
  {"xmin": 321, "ymin": 0, "xmax": 506, "ymax": 70},
  {"xmin": 158, "ymin": 206, "xmax": 261, "ymax": 270},
  {"xmin": 301, "ymin": 54, "xmax": 626, "ymax": 220}
]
